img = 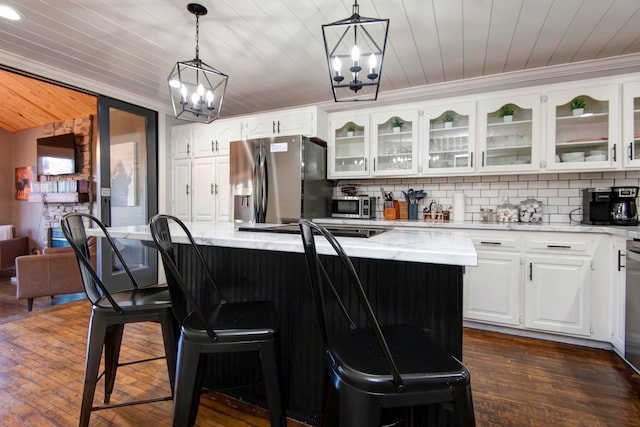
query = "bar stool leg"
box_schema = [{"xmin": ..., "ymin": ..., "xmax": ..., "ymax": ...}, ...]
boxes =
[{"xmin": 79, "ymin": 313, "xmax": 107, "ymax": 427}]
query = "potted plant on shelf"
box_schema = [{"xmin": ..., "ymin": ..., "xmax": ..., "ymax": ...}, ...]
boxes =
[
  {"xmin": 570, "ymin": 97, "xmax": 586, "ymax": 116},
  {"xmin": 391, "ymin": 117, "xmax": 404, "ymax": 133},
  {"xmin": 442, "ymin": 112, "xmax": 455, "ymax": 128},
  {"xmin": 499, "ymin": 104, "xmax": 515, "ymax": 122},
  {"xmin": 346, "ymin": 122, "xmax": 357, "ymax": 137}
]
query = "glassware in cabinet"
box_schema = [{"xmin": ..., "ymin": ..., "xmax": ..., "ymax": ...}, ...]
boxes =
[
  {"xmin": 425, "ymin": 104, "xmax": 475, "ymax": 174},
  {"xmin": 477, "ymin": 95, "xmax": 541, "ymax": 172},
  {"xmin": 622, "ymin": 81, "xmax": 640, "ymax": 167},
  {"xmin": 371, "ymin": 110, "xmax": 419, "ymax": 176},
  {"xmin": 328, "ymin": 114, "xmax": 370, "ymax": 178}
]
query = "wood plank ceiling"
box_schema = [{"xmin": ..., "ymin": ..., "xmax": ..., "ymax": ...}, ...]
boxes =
[
  {"xmin": 1, "ymin": 0, "xmax": 640, "ymax": 133},
  {"xmin": 0, "ymin": 70, "xmax": 96, "ymax": 133}
]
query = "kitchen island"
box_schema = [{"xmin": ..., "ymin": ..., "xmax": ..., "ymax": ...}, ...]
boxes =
[{"xmin": 87, "ymin": 222, "xmax": 477, "ymax": 425}]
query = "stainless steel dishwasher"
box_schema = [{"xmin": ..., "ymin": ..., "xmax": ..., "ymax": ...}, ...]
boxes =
[{"xmin": 625, "ymin": 239, "xmax": 640, "ymax": 374}]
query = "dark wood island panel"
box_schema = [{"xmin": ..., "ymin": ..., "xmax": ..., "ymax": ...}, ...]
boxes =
[{"xmin": 173, "ymin": 243, "xmax": 464, "ymax": 426}]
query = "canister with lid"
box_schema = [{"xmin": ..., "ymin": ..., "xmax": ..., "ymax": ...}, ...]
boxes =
[
  {"xmin": 496, "ymin": 199, "xmax": 518, "ymax": 223},
  {"xmin": 519, "ymin": 196, "xmax": 543, "ymax": 223}
]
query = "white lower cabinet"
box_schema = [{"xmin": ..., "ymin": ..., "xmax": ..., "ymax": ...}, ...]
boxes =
[
  {"xmin": 463, "ymin": 230, "xmax": 611, "ymax": 343},
  {"xmin": 611, "ymin": 236, "xmax": 627, "ymax": 353},
  {"xmin": 463, "ymin": 236, "xmax": 522, "ymax": 326},
  {"xmin": 524, "ymin": 254, "xmax": 591, "ymax": 336}
]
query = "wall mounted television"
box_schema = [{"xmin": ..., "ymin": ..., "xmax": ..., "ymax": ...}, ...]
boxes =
[{"xmin": 37, "ymin": 133, "xmax": 77, "ymax": 176}]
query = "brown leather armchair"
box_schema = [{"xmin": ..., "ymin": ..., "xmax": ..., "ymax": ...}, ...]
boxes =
[
  {"xmin": 0, "ymin": 226, "xmax": 29, "ymax": 271},
  {"xmin": 15, "ymin": 237, "xmax": 96, "ymax": 311}
]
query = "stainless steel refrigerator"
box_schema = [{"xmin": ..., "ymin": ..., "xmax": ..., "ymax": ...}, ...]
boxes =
[{"xmin": 230, "ymin": 136, "xmax": 332, "ymax": 223}]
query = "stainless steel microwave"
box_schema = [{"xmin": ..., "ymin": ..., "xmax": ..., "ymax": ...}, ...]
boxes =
[{"xmin": 331, "ymin": 196, "xmax": 376, "ymax": 219}]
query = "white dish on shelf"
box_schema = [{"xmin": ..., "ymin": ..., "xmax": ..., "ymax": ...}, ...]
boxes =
[
  {"xmin": 561, "ymin": 152, "xmax": 585, "ymax": 162},
  {"xmin": 588, "ymin": 150, "xmax": 606, "ymax": 156},
  {"xmin": 585, "ymin": 154, "xmax": 606, "ymax": 162}
]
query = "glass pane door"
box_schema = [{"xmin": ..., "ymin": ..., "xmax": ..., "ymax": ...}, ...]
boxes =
[{"xmin": 98, "ymin": 96, "xmax": 158, "ymax": 290}]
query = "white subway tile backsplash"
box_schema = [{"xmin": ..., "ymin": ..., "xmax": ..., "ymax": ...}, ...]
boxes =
[{"xmin": 341, "ymin": 171, "xmax": 640, "ymax": 224}]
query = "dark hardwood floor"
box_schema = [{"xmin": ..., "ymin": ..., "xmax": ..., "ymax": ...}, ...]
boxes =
[{"xmin": 0, "ymin": 272, "xmax": 639, "ymax": 426}]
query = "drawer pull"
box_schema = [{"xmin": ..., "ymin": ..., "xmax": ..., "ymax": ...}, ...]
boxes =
[
  {"xmin": 480, "ymin": 241, "xmax": 502, "ymax": 245},
  {"xmin": 547, "ymin": 244, "xmax": 571, "ymax": 249}
]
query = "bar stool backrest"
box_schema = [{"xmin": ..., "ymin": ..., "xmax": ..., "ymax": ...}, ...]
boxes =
[
  {"xmin": 61, "ymin": 212, "xmax": 140, "ymax": 312},
  {"xmin": 298, "ymin": 219, "xmax": 405, "ymax": 391},
  {"xmin": 149, "ymin": 214, "xmax": 226, "ymax": 341}
]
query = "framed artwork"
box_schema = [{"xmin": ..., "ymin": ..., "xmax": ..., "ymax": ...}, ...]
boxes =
[
  {"xmin": 15, "ymin": 166, "xmax": 35, "ymax": 200},
  {"xmin": 111, "ymin": 141, "xmax": 137, "ymax": 207}
]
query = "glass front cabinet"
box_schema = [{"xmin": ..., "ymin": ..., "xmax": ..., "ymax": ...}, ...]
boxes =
[
  {"xmin": 477, "ymin": 95, "xmax": 541, "ymax": 173},
  {"xmin": 371, "ymin": 110, "xmax": 419, "ymax": 176},
  {"xmin": 622, "ymin": 81, "xmax": 640, "ymax": 168},
  {"xmin": 545, "ymin": 84, "xmax": 620, "ymax": 171},
  {"xmin": 328, "ymin": 113, "xmax": 370, "ymax": 179},
  {"xmin": 422, "ymin": 102, "xmax": 476, "ymax": 175}
]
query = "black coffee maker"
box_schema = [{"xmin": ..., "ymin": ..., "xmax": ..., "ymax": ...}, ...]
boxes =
[
  {"xmin": 610, "ymin": 186, "xmax": 639, "ymax": 226},
  {"xmin": 582, "ymin": 188, "xmax": 612, "ymax": 224}
]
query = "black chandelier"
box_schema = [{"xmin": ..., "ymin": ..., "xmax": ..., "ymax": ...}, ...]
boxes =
[
  {"xmin": 168, "ymin": 3, "xmax": 228, "ymax": 124},
  {"xmin": 322, "ymin": 0, "xmax": 389, "ymax": 102}
]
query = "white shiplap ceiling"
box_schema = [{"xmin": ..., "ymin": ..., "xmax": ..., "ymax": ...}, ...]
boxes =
[{"xmin": 1, "ymin": 0, "xmax": 640, "ymax": 131}]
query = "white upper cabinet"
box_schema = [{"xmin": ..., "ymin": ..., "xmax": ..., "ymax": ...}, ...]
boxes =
[
  {"xmin": 192, "ymin": 118, "xmax": 242, "ymax": 157},
  {"xmin": 242, "ymin": 106, "xmax": 325, "ymax": 140},
  {"xmin": 328, "ymin": 113, "xmax": 371, "ymax": 179},
  {"xmin": 422, "ymin": 102, "xmax": 476, "ymax": 175},
  {"xmin": 171, "ymin": 125, "xmax": 193, "ymax": 159},
  {"xmin": 477, "ymin": 95, "xmax": 541, "ymax": 173},
  {"xmin": 545, "ymin": 84, "xmax": 620, "ymax": 170},
  {"xmin": 622, "ymin": 81, "xmax": 640, "ymax": 168},
  {"xmin": 371, "ymin": 109, "xmax": 419, "ymax": 176}
]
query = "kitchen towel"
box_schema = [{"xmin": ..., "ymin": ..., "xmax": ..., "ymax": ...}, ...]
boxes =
[{"xmin": 453, "ymin": 193, "xmax": 465, "ymax": 222}]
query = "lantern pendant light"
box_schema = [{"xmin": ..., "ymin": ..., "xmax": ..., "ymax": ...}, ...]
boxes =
[
  {"xmin": 167, "ymin": 3, "xmax": 228, "ymax": 124},
  {"xmin": 322, "ymin": 0, "xmax": 389, "ymax": 102}
]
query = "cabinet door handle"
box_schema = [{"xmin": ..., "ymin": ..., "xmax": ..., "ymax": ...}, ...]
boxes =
[
  {"xmin": 373, "ymin": 157, "xmax": 376, "ymax": 171},
  {"xmin": 481, "ymin": 151, "xmax": 485, "ymax": 167},
  {"xmin": 187, "ymin": 143, "xmax": 190, "ymax": 155},
  {"xmin": 273, "ymin": 121, "xmax": 276, "ymax": 134},
  {"xmin": 211, "ymin": 140, "xmax": 215, "ymax": 153},
  {"xmin": 612, "ymin": 143, "xmax": 617, "ymax": 162},
  {"xmin": 215, "ymin": 183, "xmax": 218, "ymax": 195},
  {"xmin": 210, "ymin": 183, "xmax": 214, "ymax": 195},
  {"xmin": 216, "ymin": 140, "xmax": 219, "ymax": 152},
  {"xmin": 547, "ymin": 244, "xmax": 571, "ymax": 249},
  {"xmin": 277, "ymin": 120, "xmax": 281, "ymax": 133},
  {"xmin": 364, "ymin": 157, "xmax": 368, "ymax": 171},
  {"xmin": 470, "ymin": 152, "xmax": 474, "ymax": 168},
  {"xmin": 186, "ymin": 184, "xmax": 190, "ymax": 195},
  {"xmin": 529, "ymin": 262, "xmax": 532, "ymax": 281},
  {"xmin": 618, "ymin": 250, "xmax": 626, "ymax": 271},
  {"xmin": 480, "ymin": 241, "xmax": 502, "ymax": 245},
  {"xmin": 629, "ymin": 142, "xmax": 634, "ymax": 161}
]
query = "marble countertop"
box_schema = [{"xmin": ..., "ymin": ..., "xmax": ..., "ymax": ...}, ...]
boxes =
[
  {"xmin": 87, "ymin": 221, "xmax": 477, "ymax": 267},
  {"xmin": 317, "ymin": 217, "xmax": 640, "ymax": 238}
]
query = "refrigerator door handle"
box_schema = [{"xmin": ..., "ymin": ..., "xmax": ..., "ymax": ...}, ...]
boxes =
[
  {"xmin": 253, "ymin": 149, "xmax": 262, "ymax": 221},
  {"xmin": 261, "ymin": 149, "xmax": 269, "ymax": 222}
]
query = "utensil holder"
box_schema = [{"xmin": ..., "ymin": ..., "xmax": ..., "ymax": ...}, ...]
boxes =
[{"xmin": 408, "ymin": 204, "xmax": 418, "ymax": 220}]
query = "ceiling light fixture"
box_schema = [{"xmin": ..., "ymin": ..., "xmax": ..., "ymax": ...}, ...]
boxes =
[
  {"xmin": 322, "ymin": 0, "xmax": 389, "ymax": 102},
  {"xmin": 168, "ymin": 3, "xmax": 228, "ymax": 124},
  {"xmin": 0, "ymin": 5, "xmax": 22, "ymax": 21}
]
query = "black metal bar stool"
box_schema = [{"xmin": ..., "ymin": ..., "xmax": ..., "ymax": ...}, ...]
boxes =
[
  {"xmin": 298, "ymin": 219, "xmax": 476, "ymax": 427},
  {"xmin": 61, "ymin": 213, "xmax": 178, "ymax": 427},
  {"xmin": 149, "ymin": 214, "xmax": 285, "ymax": 427}
]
